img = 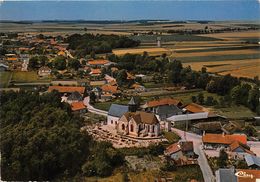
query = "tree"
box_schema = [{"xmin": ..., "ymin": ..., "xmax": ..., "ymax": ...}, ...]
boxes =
[
  {"xmin": 89, "ymin": 92, "xmax": 97, "ymax": 104},
  {"xmin": 205, "ymin": 96, "xmax": 214, "ymax": 106},
  {"xmin": 28, "ymin": 56, "xmax": 39, "ymax": 69},
  {"xmin": 197, "ymin": 93, "xmax": 204, "ymax": 105},
  {"xmin": 53, "ymin": 56, "xmax": 66, "ymax": 70},
  {"xmin": 217, "ymin": 149, "xmax": 228, "ymax": 168},
  {"xmin": 68, "ymin": 59, "xmax": 80, "ymax": 70},
  {"xmin": 248, "ymin": 86, "xmax": 260, "ymax": 111},
  {"xmin": 0, "ymin": 91, "xmax": 90, "ymax": 181},
  {"xmin": 191, "ymin": 96, "xmax": 197, "ymax": 103},
  {"xmin": 167, "ymin": 60, "xmax": 183, "ymax": 84},
  {"xmin": 116, "ymin": 69, "xmax": 128, "ymax": 87}
]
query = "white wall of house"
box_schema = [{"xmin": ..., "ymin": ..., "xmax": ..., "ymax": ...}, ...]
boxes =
[{"xmin": 107, "ymin": 115, "xmax": 119, "ymax": 128}]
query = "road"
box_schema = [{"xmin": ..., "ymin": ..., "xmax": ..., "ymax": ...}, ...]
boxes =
[
  {"xmin": 172, "ymin": 128, "xmax": 215, "ymax": 182},
  {"xmin": 83, "ymin": 97, "xmax": 108, "ymax": 116}
]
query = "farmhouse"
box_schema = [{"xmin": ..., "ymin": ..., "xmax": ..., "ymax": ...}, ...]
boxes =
[
  {"xmin": 87, "ymin": 59, "xmax": 111, "ymax": 68},
  {"xmin": 48, "ymin": 86, "xmax": 85, "ymax": 94},
  {"xmin": 142, "ymin": 98, "xmax": 183, "ymax": 112},
  {"xmin": 71, "ymin": 101, "xmax": 87, "ymax": 115},
  {"xmin": 202, "ymin": 133, "xmax": 247, "ymax": 149},
  {"xmin": 116, "ymin": 111, "xmax": 161, "ymax": 137},
  {"xmin": 165, "ymin": 141, "xmax": 195, "ymax": 160}
]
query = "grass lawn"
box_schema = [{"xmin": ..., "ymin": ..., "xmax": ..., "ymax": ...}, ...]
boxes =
[
  {"xmin": 0, "ymin": 72, "xmax": 12, "ymax": 88},
  {"xmin": 11, "ymin": 71, "xmax": 50, "ymax": 83},
  {"xmin": 94, "ymin": 99, "xmax": 130, "ymax": 111},
  {"xmin": 163, "ymin": 131, "xmax": 180, "ymax": 144},
  {"xmin": 213, "ymin": 105, "xmax": 256, "ymax": 119}
]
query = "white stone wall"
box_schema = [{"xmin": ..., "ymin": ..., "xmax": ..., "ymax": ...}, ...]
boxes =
[{"xmin": 107, "ymin": 115, "xmax": 119, "ymax": 128}]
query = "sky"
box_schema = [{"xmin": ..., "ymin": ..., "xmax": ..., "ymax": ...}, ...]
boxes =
[{"xmin": 0, "ymin": 1, "xmax": 259, "ymax": 21}]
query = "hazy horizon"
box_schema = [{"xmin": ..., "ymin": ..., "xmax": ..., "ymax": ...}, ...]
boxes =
[{"xmin": 0, "ymin": 1, "xmax": 259, "ymax": 21}]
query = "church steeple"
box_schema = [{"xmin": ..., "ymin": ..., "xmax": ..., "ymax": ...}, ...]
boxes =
[{"xmin": 128, "ymin": 97, "xmax": 137, "ymax": 112}]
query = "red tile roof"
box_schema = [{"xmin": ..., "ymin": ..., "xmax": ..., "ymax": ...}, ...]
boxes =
[
  {"xmin": 101, "ymin": 84, "xmax": 119, "ymax": 94},
  {"xmin": 165, "ymin": 143, "xmax": 181, "ymax": 154},
  {"xmin": 184, "ymin": 103, "xmax": 208, "ymax": 113},
  {"xmin": 202, "ymin": 134, "xmax": 247, "ymax": 145},
  {"xmin": 71, "ymin": 102, "xmax": 86, "ymax": 111},
  {"xmin": 88, "ymin": 59, "xmax": 109, "ymax": 65},
  {"xmin": 144, "ymin": 98, "xmax": 182, "ymax": 108},
  {"xmin": 230, "ymin": 141, "xmax": 255, "ymax": 155},
  {"xmin": 48, "ymin": 86, "xmax": 85, "ymax": 94},
  {"xmin": 90, "ymin": 68, "xmax": 101, "ymax": 75}
]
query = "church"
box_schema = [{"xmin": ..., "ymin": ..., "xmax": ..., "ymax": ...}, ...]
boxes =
[{"xmin": 107, "ymin": 97, "xmax": 161, "ymax": 138}]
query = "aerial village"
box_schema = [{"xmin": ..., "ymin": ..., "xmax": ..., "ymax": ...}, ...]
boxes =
[{"xmin": 0, "ymin": 31, "xmax": 259, "ymax": 182}]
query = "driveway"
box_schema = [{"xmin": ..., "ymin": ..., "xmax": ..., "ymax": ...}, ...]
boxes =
[{"xmin": 83, "ymin": 97, "xmax": 108, "ymax": 116}]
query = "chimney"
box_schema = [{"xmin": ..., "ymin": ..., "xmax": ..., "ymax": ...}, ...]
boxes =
[
  {"xmin": 222, "ymin": 132, "xmax": 225, "ymax": 137},
  {"xmin": 203, "ymin": 130, "xmax": 205, "ymax": 136}
]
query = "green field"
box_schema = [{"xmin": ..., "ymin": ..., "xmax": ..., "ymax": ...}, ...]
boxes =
[
  {"xmin": 94, "ymin": 99, "xmax": 130, "ymax": 111},
  {"xmin": 131, "ymin": 34, "xmax": 221, "ymax": 43},
  {"xmin": 11, "ymin": 71, "xmax": 50, "ymax": 83},
  {"xmin": 0, "ymin": 72, "xmax": 12, "ymax": 88}
]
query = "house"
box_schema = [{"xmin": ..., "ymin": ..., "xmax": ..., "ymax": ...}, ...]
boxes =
[
  {"xmin": 183, "ymin": 103, "xmax": 209, "ymax": 113},
  {"xmin": 130, "ymin": 83, "xmax": 146, "ymax": 92},
  {"xmin": 107, "ymin": 104, "xmax": 129, "ymax": 127},
  {"xmin": 101, "ymin": 84, "xmax": 120, "ymax": 95},
  {"xmin": 142, "ymin": 98, "xmax": 183, "ymax": 112},
  {"xmin": 230, "ymin": 141, "xmax": 255, "ymax": 156},
  {"xmin": 71, "ymin": 101, "xmax": 87, "ymax": 115},
  {"xmin": 117, "ymin": 111, "xmax": 161, "ymax": 137},
  {"xmin": 155, "ymin": 105, "xmax": 183, "ymax": 121},
  {"xmin": 215, "ymin": 168, "xmax": 237, "ymax": 182},
  {"xmin": 87, "ymin": 59, "xmax": 110, "ymax": 68},
  {"xmin": 191, "ymin": 121, "xmax": 224, "ymax": 135},
  {"xmin": 66, "ymin": 91, "xmax": 83, "ymax": 104},
  {"xmin": 38, "ymin": 66, "xmax": 51, "ymax": 77},
  {"xmin": 245, "ymin": 155, "xmax": 260, "ymax": 169},
  {"xmin": 202, "ymin": 133, "xmax": 247, "ymax": 149},
  {"xmin": 0, "ymin": 63, "xmax": 9, "ymax": 71},
  {"xmin": 48, "ymin": 86, "xmax": 85, "ymax": 94},
  {"xmin": 164, "ymin": 141, "xmax": 195, "ymax": 160},
  {"xmin": 90, "ymin": 68, "xmax": 101, "ymax": 77},
  {"xmin": 216, "ymin": 168, "xmax": 260, "ymax": 182}
]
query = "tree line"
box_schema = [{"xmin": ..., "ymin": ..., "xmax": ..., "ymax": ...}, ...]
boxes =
[
  {"xmin": 0, "ymin": 91, "xmax": 124, "ymax": 181},
  {"xmin": 66, "ymin": 33, "xmax": 140, "ymax": 57}
]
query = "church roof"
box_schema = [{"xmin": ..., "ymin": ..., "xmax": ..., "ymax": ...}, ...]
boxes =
[
  {"xmin": 122, "ymin": 111, "xmax": 159, "ymax": 125},
  {"xmin": 108, "ymin": 104, "xmax": 129, "ymax": 117}
]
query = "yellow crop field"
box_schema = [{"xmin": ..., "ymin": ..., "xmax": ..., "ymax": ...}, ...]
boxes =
[
  {"xmin": 184, "ymin": 59, "xmax": 260, "ymax": 78},
  {"xmin": 199, "ymin": 31, "xmax": 260, "ymax": 40},
  {"xmin": 113, "ymin": 47, "xmax": 169, "ymax": 55},
  {"xmin": 174, "ymin": 49, "xmax": 259, "ymax": 58}
]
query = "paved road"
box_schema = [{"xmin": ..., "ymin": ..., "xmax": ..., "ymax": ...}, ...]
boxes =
[
  {"xmin": 83, "ymin": 97, "xmax": 108, "ymax": 116},
  {"xmin": 172, "ymin": 128, "xmax": 215, "ymax": 182}
]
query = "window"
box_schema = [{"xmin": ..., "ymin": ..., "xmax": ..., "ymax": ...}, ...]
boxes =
[
  {"xmin": 111, "ymin": 120, "xmax": 113, "ymax": 124},
  {"xmin": 122, "ymin": 124, "xmax": 125, "ymax": 130},
  {"xmin": 130, "ymin": 124, "xmax": 134, "ymax": 132},
  {"xmin": 152, "ymin": 125, "xmax": 154, "ymax": 133}
]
